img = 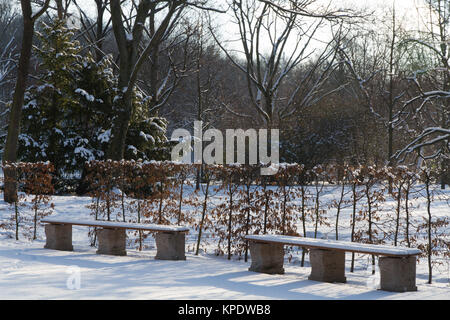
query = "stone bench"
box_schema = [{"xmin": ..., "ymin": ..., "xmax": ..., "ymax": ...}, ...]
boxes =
[
  {"xmin": 41, "ymin": 218, "xmax": 189, "ymax": 260},
  {"xmin": 245, "ymin": 234, "xmax": 422, "ymax": 292}
]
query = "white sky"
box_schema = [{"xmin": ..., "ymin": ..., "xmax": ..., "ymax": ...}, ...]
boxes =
[
  {"xmin": 48, "ymin": 0, "xmax": 434, "ymax": 58},
  {"xmin": 206, "ymin": 0, "xmax": 429, "ymax": 58},
  {"xmin": 67, "ymin": 0, "xmax": 426, "ymax": 31}
]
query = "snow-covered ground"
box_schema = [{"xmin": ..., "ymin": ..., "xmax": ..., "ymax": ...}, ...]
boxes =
[{"xmin": 0, "ymin": 185, "xmax": 449, "ymax": 300}]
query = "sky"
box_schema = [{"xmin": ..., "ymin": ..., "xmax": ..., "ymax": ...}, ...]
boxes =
[
  {"xmin": 207, "ymin": 0, "xmax": 428, "ymax": 57},
  {"xmin": 42, "ymin": 0, "xmax": 434, "ymax": 59},
  {"xmin": 66, "ymin": 0, "xmax": 426, "ymax": 32}
]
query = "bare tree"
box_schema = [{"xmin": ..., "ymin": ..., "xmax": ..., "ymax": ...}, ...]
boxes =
[
  {"xmin": 73, "ymin": 0, "xmax": 111, "ymax": 62},
  {"xmin": 210, "ymin": 0, "xmax": 350, "ymax": 130},
  {"xmin": 54, "ymin": 0, "xmax": 72, "ymax": 19},
  {"xmin": 106, "ymin": 0, "xmax": 221, "ymax": 160},
  {"xmin": 2, "ymin": 0, "xmax": 50, "ymax": 203},
  {"xmin": 337, "ymin": 8, "xmax": 415, "ymax": 169},
  {"xmin": 0, "ymin": 37, "xmax": 16, "ymax": 99},
  {"xmin": 106, "ymin": 0, "xmax": 184, "ymax": 160},
  {"xmin": 0, "ymin": 0, "xmax": 19, "ymax": 123},
  {"xmin": 0, "ymin": 0, "xmax": 19, "ymax": 48},
  {"xmin": 393, "ymin": 0, "xmax": 449, "ymax": 188}
]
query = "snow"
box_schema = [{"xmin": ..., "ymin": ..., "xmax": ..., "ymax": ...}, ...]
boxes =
[
  {"xmin": 75, "ymin": 88, "xmax": 95, "ymax": 102},
  {"xmin": 0, "ymin": 185, "xmax": 448, "ymax": 300},
  {"xmin": 74, "ymin": 146, "xmax": 95, "ymax": 161},
  {"xmin": 150, "ymin": 121, "xmax": 165, "ymax": 133},
  {"xmin": 53, "ymin": 128, "xmax": 64, "ymax": 136},
  {"xmin": 128, "ymin": 145, "xmax": 138, "ymax": 155},
  {"xmin": 140, "ymin": 131, "xmax": 156, "ymax": 144},
  {"xmin": 41, "ymin": 217, "xmax": 189, "ymax": 232},
  {"xmin": 36, "ymin": 84, "xmax": 54, "ymax": 93},
  {"xmin": 97, "ymin": 129, "xmax": 111, "ymax": 143},
  {"xmin": 18, "ymin": 134, "xmax": 39, "ymax": 148},
  {"xmin": 23, "ymin": 99, "xmax": 37, "ymax": 110}
]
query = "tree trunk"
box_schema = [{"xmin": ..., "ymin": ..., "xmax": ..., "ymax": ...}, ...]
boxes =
[
  {"xmin": 263, "ymin": 183, "xmax": 269, "ymax": 234},
  {"xmin": 33, "ymin": 205, "xmax": 38, "ymax": 240},
  {"xmin": 3, "ymin": 0, "xmax": 49, "ymax": 202},
  {"xmin": 195, "ymin": 179, "xmax": 210, "ymax": 255},
  {"xmin": 300, "ymin": 185, "xmax": 307, "ymax": 267},
  {"xmin": 244, "ymin": 182, "xmax": 251, "ymax": 262},
  {"xmin": 425, "ymin": 173, "xmax": 433, "ymax": 284},
  {"xmin": 365, "ymin": 184, "xmax": 375, "ymax": 275},
  {"xmin": 138, "ymin": 200, "xmax": 142, "ymax": 251},
  {"xmin": 394, "ymin": 181, "xmax": 404, "ymax": 246},
  {"xmin": 106, "ymin": 93, "xmax": 133, "ymax": 160},
  {"xmin": 227, "ymin": 182, "xmax": 233, "ymax": 260},
  {"xmin": 405, "ymin": 181, "xmax": 411, "ymax": 247},
  {"xmin": 14, "ymin": 200, "xmax": 19, "ymax": 240},
  {"xmin": 282, "ymin": 186, "xmax": 287, "ymax": 235},
  {"xmin": 94, "ymin": 0, "xmax": 106, "ymax": 63},
  {"xmin": 335, "ymin": 182, "xmax": 345, "ymax": 240},
  {"xmin": 3, "ymin": 4, "xmax": 35, "ymax": 203},
  {"xmin": 387, "ymin": 4, "xmax": 396, "ymax": 194},
  {"xmin": 107, "ymin": 0, "xmax": 179, "ymax": 160},
  {"xmin": 178, "ymin": 178, "xmax": 184, "ymax": 224},
  {"xmin": 158, "ymin": 183, "xmax": 164, "ymax": 224},
  {"xmin": 350, "ymin": 183, "xmax": 357, "ymax": 273},
  {"xmin": 313, "ymin": 179, "xmax": 321, "ymax": 238}
]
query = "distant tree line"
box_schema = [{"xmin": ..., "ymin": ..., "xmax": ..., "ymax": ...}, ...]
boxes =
[{"xmin": 0, "ymin": 0, "xmax": 448, "ymax": 198}]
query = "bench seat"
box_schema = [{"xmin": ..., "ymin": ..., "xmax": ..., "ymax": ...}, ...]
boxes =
[
  {"xmin": 41, "ymin": 217, "xmax": 189, "ymax": 260},
  {"xmin": 245, "ymin": 234, "xmax": 421, "ymax": 293},
  {"xmin": 245, "ymin": 235, "xmax": 421, "ymax": 257},
  {"xmin": 41, "ymin": 218, "xmax": 190, "ymax": 233}
]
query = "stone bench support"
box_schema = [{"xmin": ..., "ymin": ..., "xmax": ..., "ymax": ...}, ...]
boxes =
[
  {"xmin": 96, "ymin": 228, "xmax": 127, "ymax": 256},
  {"xmin": 379, "ymin": 256, "xmax": 417, "ymax": 292},
  {"xmin": 155, "ymin": 232, "xmax": 186, "ymax": 260},
  {"xmin": 308, "ymin": 249, "xmax": 346, "ymax": 283},
  {"xmin": 42, "ymin": 219, "xmax": 189, "ymax": 260},
  {"xmin": 44, "ymin": 224, "xmax": 73, "ymax": 251},
  {"xmin": 248, "ymin": 241, "xmax": 285, "ymax": 274},
  {"xmin": 245, "ymin": 235, "xmax": 421, "ymax": 292}
]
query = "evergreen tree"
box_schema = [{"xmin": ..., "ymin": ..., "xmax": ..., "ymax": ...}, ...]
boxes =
[
  {"xmin": 19, "ymin": 19, "xmax": 83, "ymax": 175},
  {"xmin": 14, "ymin": 19, "xmax": 169, "ymax": 191},
  {"xmin": 125, "ymin": 98, "xmax": 169, "ymax": 161}
]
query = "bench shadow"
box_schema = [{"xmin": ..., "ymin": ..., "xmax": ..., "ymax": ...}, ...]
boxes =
[
  {"xmin": 416, "ymin": 273, "xmax": 450, "ymax": 284},
  {"xmin": 173, "ymin": 268, "xmax": 403, "ymax": 300},
  {"xmin": 0, "ymin": 247, "xmax": 429, "ymax": 300},
  {"xmin": 0, "ymin": 247, "xmax": 167, "ymax": 270}
]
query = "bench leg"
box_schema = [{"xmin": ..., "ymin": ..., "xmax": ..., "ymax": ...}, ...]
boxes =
[
  {"xmin": 155, "ymin": 232, "xmax": 186, "ymax": 260},
  {"xmin": 44, "ymin": 224, "xmax": 73, "ymax": 251},
  {"xmin": 308, "ymin": 249, "xmax": 346, "ymax": 283},
  {"xmin": 96, "ymin": 228, "xmax": 127, "ymax": 256},
  {"xmin": 248, "ymin": 241, "xmax": 285, "ymax": 274},
  {"xmin": 379, "ymin": 256, "xmax": 417, "ymax": 292}
]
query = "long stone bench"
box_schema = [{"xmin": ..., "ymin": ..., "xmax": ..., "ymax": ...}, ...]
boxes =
[
  {"xmin": 245, "ymin": 234, "xmax": 422, "ymax": 292},
  {"xmin": 41, "ymin": 218, "xmax": 189, "ymax": 260}
]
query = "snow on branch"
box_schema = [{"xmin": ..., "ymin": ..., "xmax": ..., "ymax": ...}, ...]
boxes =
[
  {"xmin": 0, "ymin": 37, "xmax": 16, "ymax": 86},
  {"xmin": 258, "ymin": 0, "xmax": 365, "ymax": 21},
  {"xmin": 394, "ymin": 127, "xmax": 450, "ymax": 162}
]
